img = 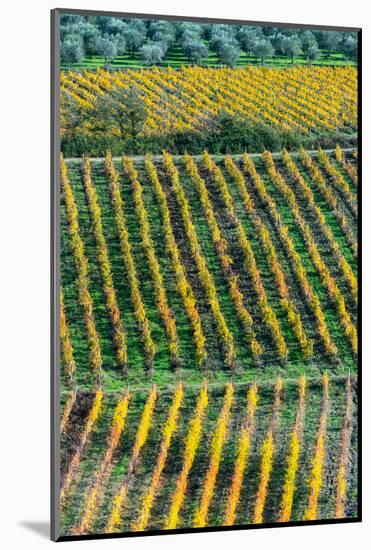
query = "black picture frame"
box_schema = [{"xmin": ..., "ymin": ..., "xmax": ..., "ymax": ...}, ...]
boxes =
[{"xmin": 51, "ymin": 8, "xmax": 362, "ymax": 542}]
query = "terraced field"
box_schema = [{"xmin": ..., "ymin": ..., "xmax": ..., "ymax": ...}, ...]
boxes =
[
  {"xmin": 59, "ymin": 145, "xmax": 358, "ymax": 537},
  {"xmin": 61, "ymin": 147, "xmax": 357, "ymax": 390},
  {"xmin": 60, "ymin": 66, "xmax": 357, "ymax": 137},
  {"xmin": 60, "ymin": 376, "xmax": 357, "ymax": 536}
]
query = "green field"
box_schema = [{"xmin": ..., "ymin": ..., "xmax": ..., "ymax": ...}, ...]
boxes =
[
  {"xmin": 61, "ymin": 149, "xmax": 357, "ymax": 393},
  {"xmin": 60, "ymin": 377, "xmax": 358, "ymax": 536},
  {"xmin": 61, "ymin": 46, "xmax": 356, "ymax": 71},
  {"xmin": 59, "ymin": 144, "xmax": 358, "ymax": 538}
]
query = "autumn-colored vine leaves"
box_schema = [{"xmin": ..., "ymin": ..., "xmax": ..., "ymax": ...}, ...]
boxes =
[
  {"xmin": 61, "ymin": 147, "xmax": 357, "ymax": 377},
  {"xmin": 61, "ymin": 155, "xmax": 102, "ymax": 377},
  {"xmin": 61, "ymin": 66, "xmax": 357, "ymax": 137},
  {"xmin": 61, "ymin": 376, "xmax": 355, "ymax": 533},
  {"xmin": 59, "ymin": 145, "xmax": 357, "ymax": 533}
]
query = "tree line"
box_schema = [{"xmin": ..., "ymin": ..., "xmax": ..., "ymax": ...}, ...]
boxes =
[
  {"xmin": 61, "ymin": 84, "xmax": 357, "ymax": 157},
  {"xmin": 61, "ymin": 15, "xmax": 358, "ymax": 67}
]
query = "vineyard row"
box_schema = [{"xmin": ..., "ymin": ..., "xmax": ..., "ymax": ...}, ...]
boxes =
[
  {"xmin": 60, "ymin": 66, "xmax": 357, "ymax": 137},
  {"xmin": 59, "ymin": 375, "xmax": 356, "ymax": 535},
  {"xmin": 60, "ymin": 148, "xmax": 358, "ymax": 384}
]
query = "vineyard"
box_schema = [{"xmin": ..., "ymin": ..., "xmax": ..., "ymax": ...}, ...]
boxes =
[
  {"xmin": 60, "ymin": 66, "xmax": 357, "ymax": 137},
  {"xmin": 59, "ymin": 143, "xmax": 358, "ymax": 536},
  {"xmin": 56, "ymin": 14, "xmax": 359, "ymax": 539},
  {"xmin": 60, "ymin": 376, "xmax": 357, "ymax": 536},
  {"xmin": 61, "ymin": 147, "xmax": 358, "ymax": 390}
]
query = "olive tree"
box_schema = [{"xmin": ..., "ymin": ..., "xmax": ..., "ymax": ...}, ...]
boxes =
[
  {"xmin": 316, "ymin": 31, "xmax": 342, "ymax": 57},
  {"xmin": 218, "ymin": 42, "xmax": 241, "ymax": 66},
  {"xmin": 183, "ymin": 40, "xmax": 209, "ymax": 64},
  {"xmin": 237, "ymin": 28, "xmax": 261, "ymax": 57},
  {"xmin": 96, "ymin": 36, "xmax": 118, "ymax": 66},
  {"xmin": 282, "ymin": 36, "xmax": 303, "ymax": 63},
  {"xmin": 123, "ymin": 26, "xmax": 147, "ymax": 57},
  {"xmin": 61, "ymin": 36, "xmax": 85, "ymax": 66},
  {"xmin": 343, "ymin": 35, "xmax": 357, "ymax": 59},
  {"xmin": 300, "ymin": 30, "xmax": 318, "ymax": 55},
  {"xmin": 252, "ymin": 39, "xmax": 275, "ymax": 64},
  {"xmin": 307, "ymin": 45, "xmax": 321, "ymax": 63},
  {"xmin": 139, "ymin": 42, "xmax": 166, "ymax": 65}
]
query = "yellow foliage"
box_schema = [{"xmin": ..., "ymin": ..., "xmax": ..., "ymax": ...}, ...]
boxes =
[
  {"xmin": 203, "ymin": 152, "xmax": 287, "ymax": 361},
  {"xmin": 317, "ymin": 149, "xmax": 356, "ymax": 208},
  {"xmin": 279, "ymin": 375, "xmax": 306, "ymax": 522},
  {"xmin": 194, "ymin": 382, "xmax": 234, "ymax": 528},
  {"xmin": 253, "ymin": 431, "xmax": 275, "ymax": 524},
  {"xmin": 106, "ymin": 386, "xmax": 157, "ymax": 533},
  {"xmin": 74, "ymin": 392, "xmax": 130, "ymax": 535},
  {"xmin": 165, "ymin": 381, "xmax": 208, "ymax": 529},
  {"xmin": 164, "ymin": 152, "xmax": 236, "ymax": 368},
  {"xmin": 104, "ymin": 153, "xmax": 156, "ymax": 369},
  {"xmin": 145, "ymin": 155, "xmax": 206, "ymax": 367},
  {"xmin": 60, "ymin": 155, "xmax": 102, "ymax": 374},
  {"xmin": 253, "ymin": 378, "xmax": 283, "ymax": 524},
  {"xmin": 83, "ymin": 156, "xmax": 128, "ymax": 369},
  {"xmin": 60, "ymin": 389, "xmax": 77, "ymax": 434},
  {"xmin": 300, "ymin": 148, "xmax": 357, "ymax": 257},
  {"xmin": 122, "ymin": 156, "xmax": 179, "ymax": 366},
  {"xmin": 335, "ymin": 376, "xmax": 353, "ymax": 519},
  {"xmin": 131, "ymin": 383, "xmax": 184, "ymax": 532},
  {"xmin": 263, "ymin": 150, "xmax": 356, "ymax": 355},
  {"xmin": 304, "ymin": 373, "xmax": 329, "ymax": 521},
  {"xmin": 224, "ymin": 155, "xmax": 312, "ymax": 359},
  {"xmin": 60, "ymin": 389, "xmax": 104, "ymax": 505},
  {"xmin": 224, "ymin": 383, "xmax": 259, "ymax": 526},
  {"xmin": 60, "ymin": 287, "xmax": 77, "ymax": 381},
  {"xmin": 61, "ymin": 67, "xmax": 357, "ymax": 137},
  {"xmin": 243, "ymin": 152, "xmax": 337, "ymax": 358},
  {"xmin": 183, "ymin": 153, "xmax": 262, "ymax": 360}
]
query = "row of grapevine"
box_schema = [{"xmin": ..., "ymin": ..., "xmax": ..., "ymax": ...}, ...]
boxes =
[
  {"xmin": 144, "ymin": 156, "xmax": 207, "ymax": 368},
  {"xmin": 60, "ymin": 389, "xmax": 77, "ymax": 434},
  {"xmin": 202, "ymin": 152, "xmax": 288, "ymax": 361},
  {"xmin": 104, "ymin": 154, "xmax": 156, "ymax": 370},
  {"xmin": 224, "ymin": 156, "xmax": 312, "ymax": 359},
  {"xmin": 317, "ymin": 149, "xmax": 357, "ymax": 217},
  {"xmin": 61, "ymin": 67, "xmax": 357, "ymax": 137},
  {"xmin": 183, "ymin": 153, "xmax": 263, "ymax": 361},
  {"xmin": 279, "ymin": 375, "xmax": 306, "ymax": 522},
  {"xmin": 122, "ymin": 157, "xmax": 180, "ymax": 367},
  {"xmin": 131, "ymin": 382, "xmax": 184, "ymax": 532},
  {"xmin": 335, "ymin": 376, "xmax": 354, "ymax": 519},
  {"xmin": 60, "ymin": 376, "xmax": 356, "ymax": 534},
  {"xmin": 60, "ymin": 287, "xmax": 77, "ymax": 381},
  {"xmin": 106, "ymin": 385, "xmax": 157, "ymax": 532},
  {"xmin": 73, "ymin": 392, "xmax": 130, "ymax": 535},
  {"xmin": 335, "ymin": 145, "xmax": 358, "ymax": 187},
  {"xmin": 253, "ymin": 378, "xmax": 283, "ymax": 524},
  {"xmin": 82, "ymin": 157, "xmax": 128, "ymax": 370},
  {"xmin": 60, "ymin": 156, "xmax": 103, "ymax": 375},
  {"xmin": 61, "ymin": 150, "xmax": 357, "ymax": 377},
  {"xmin": 165, "ymin": 381, "xmax": 209, "ymax": 529},
  {"xmin": 262, "ymin": 151, "xmax": 357, "ymax": 354},
  {"xmin": 281, "ymin": 150, "xmax": 357, "ymax": 304},
  {"xmin": 194, "ymin": 382, "xmax": 234, "ymax": 528},
  {"xmin": 223, "ymin": 384, "xmax": 258, "ymax": 526},
  {"xmin": 299, "ymin": 149, "xmax": 357, "ymax": 258},
  {"xmin": 304, "ymin": 373, "xmax": 330, "ymax": 520},
  {"xmin": 163, "ymin": 152, "xmax": 236, "ymax": 367},
  {"xmin": 60, "ymin": 389, "xmax": 104, "ymax": 506},
  {"xmin": 242, "ymin": 153, "xmax": 338, "ymax": 357}
]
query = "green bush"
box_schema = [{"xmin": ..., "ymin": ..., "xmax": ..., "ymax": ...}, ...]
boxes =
[{"xmin": 61, "ymin": 114, "xmax": 357, "ymax": 157}]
